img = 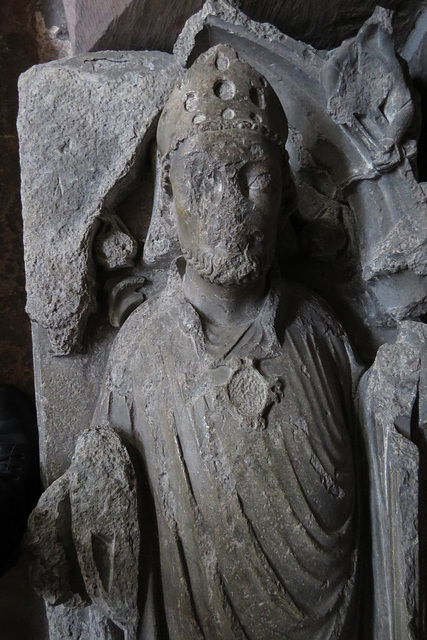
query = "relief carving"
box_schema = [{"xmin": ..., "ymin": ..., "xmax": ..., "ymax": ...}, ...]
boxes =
[{"xmin": 18, "ymin": 3, "xmax": 427, "ymax": 638}]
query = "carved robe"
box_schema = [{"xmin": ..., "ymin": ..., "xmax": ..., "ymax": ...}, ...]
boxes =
[{"xmin": 93, "ymin": 264, "xmax": 362, "ymax": 640}]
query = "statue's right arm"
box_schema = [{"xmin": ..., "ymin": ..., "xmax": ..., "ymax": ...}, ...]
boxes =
[{"xmin": 26, "ymin": 327, "xmax": 141, "ymax": 625}]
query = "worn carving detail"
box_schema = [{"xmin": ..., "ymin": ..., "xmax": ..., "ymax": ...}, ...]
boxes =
[
  {"xmin": 324, "ymin": 8, "xmax": 414, "ymax": 168},
  {"xmin": 18, "ymin": 2, "xmax": 427, "ymax": 639},
  {"xmin": 25, "ymin": 473, "xmax": 84, "ymax": 608},
  {"xmin": 320, "ymin": 7, "xmax": 427, "ymax": 326},
  {"xmin": 359, "ymin": 321, "xmax": 424, "ymax": 639},
  {"xmin": 26, "ymin": 426, "xmax": 140, "ymax": 640},
  {"xmin": 227, "ymin": 361, "xmax": 269, "ymax": 419},
  {"xmin": 69, "ymin": 427, "xmax": 140, "ymax": 638},
  {"xmin": 28, "ymin": 43, "xmax": 363, "ymax": 640},
  {"xmin": 93, "ymin": 214, "xmax": 137, "ymax": 271},
  {"xmin": 18, "ymin": 51, "xmax": 183, "ymax": 354}
]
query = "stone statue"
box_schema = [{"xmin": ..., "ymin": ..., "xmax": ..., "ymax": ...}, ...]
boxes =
[
  {"xmin": 19, "ymin": 4, "xmax": 427, "ymax": 640},
  {"xmin": 27, "ymin": 44, "xmax": 364, "ymax": 640}
]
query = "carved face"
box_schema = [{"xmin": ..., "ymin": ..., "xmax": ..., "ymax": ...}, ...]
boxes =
[{"xmin": 169, "ymin": 130, "xmax": 283, "ymax": 286}]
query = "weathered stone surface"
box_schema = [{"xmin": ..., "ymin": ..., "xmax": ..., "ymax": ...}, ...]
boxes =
[
  {"xmin": 93, "ymin": 215, "xmax": 137, "ymax": 271},
  {"xmin": 402, "ymin": 6, "xmax": 427, "ymax": 82},
  {"xmin": 25, "ymin": 473, "xmax": 78, "ymax": 607},
  {"xmin": 90, "ymin": 51, "xmax": 362, "ymax": 637},
  {"xmin": 35, "ymin": 1, "xmax": 72, "ymax": 63},
  {"xmin": 401, "ymin": 7, "xmax": 427, "ymax": 184},
  {"xmin": 18, "ymin": 50, "xmax": 183, "ymax": 354},
  {"xmin": 319, "ymin": 8, "xmax": 427, "ymax": 325},
  {"xmin": 29, "ymin": 42, "xmax": 367, "ymax": 639},
  {"xmin": 20, "ymin": 3, "xmax": 427, "ymax": 487},
  {"xmin": 171, "ymin": 1, "xmax": 427, "ymax": 353},
  {"xmin": 21, "ymin": 3, "xmax": 427, "ymax": 639},
  {"xmin": 31, "ymin": 320, "xmax": 115, "ymax": 486},
  {"xmin": 70, "ymin": 427, "xmax": 140, "ymax": 638},
  {"xmin": 26, "ymin": 425, "xmax": 140, "ymax": 640},
  {"xmin": 359, "ymin": 321, "xmax": 425, "ymax": 639}
]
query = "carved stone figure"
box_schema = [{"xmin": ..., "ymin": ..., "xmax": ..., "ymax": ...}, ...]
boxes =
[
  {"xmin": 19, "ymin": 3, "xmax": 427, "ymax": 640},
  {"xmin": 27, "ymin": 44, "xmax": 364, "ymax": 640}
]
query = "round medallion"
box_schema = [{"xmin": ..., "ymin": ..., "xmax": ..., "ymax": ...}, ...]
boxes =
[{"xmin": 227, "ymin": 365, "xmax": 269, "ymax": 418}]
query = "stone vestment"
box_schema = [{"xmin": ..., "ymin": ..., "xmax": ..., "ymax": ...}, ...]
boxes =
[{"xmin": 93, "ymin": 263, "xmax": 362, "ymax": 640}]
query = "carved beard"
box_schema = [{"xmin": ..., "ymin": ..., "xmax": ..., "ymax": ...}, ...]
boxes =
[{"xmin": 184, "ymin": 244, "xmax": 269, "ymax": 285}]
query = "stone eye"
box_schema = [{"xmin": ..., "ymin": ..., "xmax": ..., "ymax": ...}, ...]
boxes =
[
  {"xmin": 239, "ymin": 163, "xmax": 274, "ymax": 197},
  {"xmin": 202, "ymin": 169, "xmax": 223, "ymax": 205}
]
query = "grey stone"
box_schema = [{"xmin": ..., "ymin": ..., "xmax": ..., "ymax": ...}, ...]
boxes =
[
  {"xmin": 70, "ymin": 427, "xmax": 140, "ymax": 638},
  {"xmin": 34, "ymin": 6, "xmax": 72, "ymax": 62},
  {"xmin": 93, "ymin": 215, "xmax": 137, "ymax": 271},
  {"xmin": 19, "ymin": 2, "xmax": 427, "ymax": 639},
  {"xmin": 402, "ymin": 7, "xmax": 427, "ymax": 83},
  {"xmin": 31, "ymin": 321, "xmax": 115, "ymax": 486},
  {"xmin": 173, "ymin": 2, "xmax": 427, "ymax": 349},
  {"xmin": 18, "ymin": 50, "xmax": 183, "ymax": 355},
  {"xmin": 26, "ymin": 425, "xmax": 140, "ymax": 640},
  {"xmin": 60, "ymin": 0, "xmax": 424, "ymax": 56},
  {"xmin": 25, "ymin": 472, "xmax": 80, "ymax": 607},
  {"xmin": 30, "ymin": 43, "xmax": 364, "ymax": 639},
  {"xmin": 320, "ymin": 8, "xmax": 427, "ymax": 323},
  {"xmin": 93, "ymin": 49, "xmax": 362, "ymax": 638},
  {"xmin": 359, "ymin": 321, "xmax": 425, "ymax": 639}
]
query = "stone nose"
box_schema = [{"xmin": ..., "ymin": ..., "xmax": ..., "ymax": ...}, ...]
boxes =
[{"xmin": 224, "ymin": 169, "xmax": 249, "ymax": 200}]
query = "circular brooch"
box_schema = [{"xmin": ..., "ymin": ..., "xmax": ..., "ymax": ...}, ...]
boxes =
[{"xmin": 227, "ymin": 360, "xmax": 270, "ymax": 429}]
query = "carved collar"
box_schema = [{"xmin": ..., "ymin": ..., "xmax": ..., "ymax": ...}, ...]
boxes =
[{"xmin": 165, "ymin": 260, "xmax": 283, "ymax": 366}]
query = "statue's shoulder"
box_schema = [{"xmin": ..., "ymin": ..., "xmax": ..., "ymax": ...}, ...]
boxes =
[
  {"xmin": 280, "ymin": 278, "xmax": 348, "ymax": 340},
  {"xmin": 104, "ymin": 286, "xmax": 178, "ymax": 393},
  {"xmin": 115, "ymin": 285, "xmax": 177, "ymax": 348},
  {"xmin": 276, "ymin": 278, "xmax": 363, "ymax": 388}
]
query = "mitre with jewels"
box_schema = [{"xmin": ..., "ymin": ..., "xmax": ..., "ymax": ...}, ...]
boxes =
[{"xmin": 157, "ymin": 44, "xmax": 289, "ymax": 157}]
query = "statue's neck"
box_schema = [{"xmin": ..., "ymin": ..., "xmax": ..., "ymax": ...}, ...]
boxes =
[{"xmin": 182, "ymin": 264, "xmax": 267, "ymax": 329}]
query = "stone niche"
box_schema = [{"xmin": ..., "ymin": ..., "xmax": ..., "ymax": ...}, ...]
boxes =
[{"xmin": 17, "ymin": 1, "xmax": 427, "ymax": 638}]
